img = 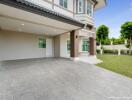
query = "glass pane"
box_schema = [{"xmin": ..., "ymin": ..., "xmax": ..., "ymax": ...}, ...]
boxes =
[
  {"xmin": 87, "ymin": 2, "xmax": 92, "ymax": 16},
  {"xmin": 67, "ymin": 40, "xmax": 70, "ymax": 51},
  {"xmin": 78, "ymin": 0, "xmax": 83, "ymax": 13},
  {"xmin": 39, "ymin": 38, "xmax": 46, "ymax": 48},
  {"xmin": 64, "ymin": 0, "xmax": 67, "ymax": 8},
  {"xmin": 82, "ymin": 40, "xmax": 89, "ymax": 51},
  {"xmin": 59, "ymin": 0, "xmax": 63, "ymax": 7}
]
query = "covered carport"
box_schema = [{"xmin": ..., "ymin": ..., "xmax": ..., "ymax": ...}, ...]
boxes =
[{"xmin": 0, "ymin": 0, "xmax": 84, "ymax": 61}]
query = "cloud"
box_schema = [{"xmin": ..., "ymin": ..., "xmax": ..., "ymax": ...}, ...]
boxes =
[{"xmin": 109, "ymin": 28, "xmax": 120, "ymax": 38}]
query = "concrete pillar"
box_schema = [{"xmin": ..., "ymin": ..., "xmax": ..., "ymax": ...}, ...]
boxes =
[
  {"xmin": 70, "ymin": 30, "xmax": 79, "ymax": 59},
  {"xmin": 89, "ymin": 37, "xmax": 95, "ymax": 55},
  {"xmin": 118, "ymin": 49, "xmax": 121, "ymax": 56},
  {"xmin": 100, "ymin": 49, "xmax": 103, "ymax": 54}
]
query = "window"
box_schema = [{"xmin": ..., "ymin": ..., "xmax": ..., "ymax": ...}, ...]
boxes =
[
  {"xmin": 59, "ymin": 0, "xmax": 68, "ymax": 8},
  {"xmin": 77, "ymin": 0, "xmax": 84, "ymax": 13},
  {"xmin": 87, "ymin": 1, "xmax": 93, "ymax": 16},
  {"xmin": 39, "ymin": 38, "xmax": 46, "ymax": 48},
  {"xmin": 82, "ymin": 40, "xmax": 89, "ymax": 51},
  {"xmin": 67, "ymin": 40, "xmax": 70, "ymax": 52}
]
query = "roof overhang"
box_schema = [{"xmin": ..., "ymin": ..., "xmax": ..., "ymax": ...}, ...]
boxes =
[
  {"xmin": 0, "ymin": 0, "xmax": 85, "ymax": 36},
  {"xmin": 94, "ymin": 0, "xmax": 106, "ymax": 11}
]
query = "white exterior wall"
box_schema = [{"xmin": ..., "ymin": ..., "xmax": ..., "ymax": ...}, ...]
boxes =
[
  {"xmin": 79, "ymin": 38, "xmax": 83, "ymax": 52},
  {"xmin": 46, "ymin": 38, "xmax": 54, "ymax": 57},
  {"xmin": 54, "ymin": 6, "xmax": 73, "ymax": 17},
  {"xmin": 60, "ymin": 33, "xmax": 70, "ymax": 58},
  {"xmin": 54, "ymin": 0, "xmax": 74, "ymax": 17},
  {"xmin": 24, "ymin": 0, "xmax": 95, "ymax": 23},
  {"xmin": 54, "ymin": 0, "xmax": 73, "ymax": 11},
  {"xmin": 0, "ymin": 30, "xmax": 53, "ymax": 61}
]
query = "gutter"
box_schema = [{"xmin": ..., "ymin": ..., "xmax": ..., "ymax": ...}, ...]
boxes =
[{"xmin": 0, "ymin": 0, "xmax": 85, "ymax": 28}]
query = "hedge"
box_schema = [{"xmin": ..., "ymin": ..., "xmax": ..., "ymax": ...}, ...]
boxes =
[
  {"xmin": 103, "ymin": 49, "xmax": 118, "ymax": 54},
  {"xmin": 96, "ymin": 49, "xmax": 100, "ymax": 54},
  {"xmin": 121, "ymin": 50, "xmax": 132, "ymax": 55},
  {"xmin": 96, "ymin": 49, "xmax": 132, "ymax": 55}
]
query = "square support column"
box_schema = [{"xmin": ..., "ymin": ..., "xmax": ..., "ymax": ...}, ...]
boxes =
[
  {"xmin": 89, "ymin": 37, "xmax": 95, "ymax": 55},
  {"xmin": 70, "ymin": 30, "xmax": 79, "ymax": 59}
]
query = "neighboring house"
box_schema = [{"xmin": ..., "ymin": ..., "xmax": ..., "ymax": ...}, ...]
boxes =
[{"xmin": 0, "ymin": 0, "xmax": 106, "ymax": 61}]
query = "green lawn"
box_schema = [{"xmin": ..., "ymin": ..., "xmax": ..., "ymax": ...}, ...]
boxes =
[{"xmin": 96, "ymin": 55, "xmax": 132, "ymax": 78}]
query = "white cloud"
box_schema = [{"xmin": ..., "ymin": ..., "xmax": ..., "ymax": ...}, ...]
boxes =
[{"xmin": 109, "ymin": 28, "xmax": 120, "ymax": 38}]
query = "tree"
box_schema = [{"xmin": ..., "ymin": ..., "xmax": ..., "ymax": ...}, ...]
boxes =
[
  {"xmin": 96, "ymin": 25, "xmax": 109, "ymax": 47},
  {"xmin": 120, "ymin": 21, "xmax": 132, "ymax": 55}
]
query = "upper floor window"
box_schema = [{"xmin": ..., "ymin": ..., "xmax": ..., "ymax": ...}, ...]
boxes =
[
  {"xmin": 59, "ymin": 0, "xmax": 68, "ymax": 9},
  {"xmin": 77, "ymin": 0, "xmax": 84, "ymax": 13},
  {"xmin": 87, "ymin": 1, "xmax": 93, "ymax": 16}
]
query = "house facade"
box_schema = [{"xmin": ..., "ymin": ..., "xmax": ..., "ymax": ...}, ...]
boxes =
[{"xmin": 0, "ymin": 0, "xmax": 106, "ymax": 61}]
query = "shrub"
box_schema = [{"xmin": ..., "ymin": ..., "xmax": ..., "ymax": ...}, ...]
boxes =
[
  {"xmin": 103, "ymin": 49, "xmax": 118, "ymax": 54},
  {"xmin": 101, "ymin": 39, "xmax": 111, "ymax": 45},
  {"xmin": 121, "ymin": 49, "xmax": 132, "ymax": 55},
  {"xmin": 96, "ymin": 49, "xmax": 101, "ymax": 54},
  {"xmin": 125, "ymin": 44, "xmax": 130, "ymax": 48},
  {"xmin": 112, "ymin": 38, "xmax": 124, "ymax": 45}
]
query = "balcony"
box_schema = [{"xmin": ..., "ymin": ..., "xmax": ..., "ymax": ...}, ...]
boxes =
[
  {"xmin": 78, "ymin": 27, "xmax": 96, "ymax": 38},
  {"xmin": 75, "ymin": 14, "xmax": 94, "ymax": 25}
]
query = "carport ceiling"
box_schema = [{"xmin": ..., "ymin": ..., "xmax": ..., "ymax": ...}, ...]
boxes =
[
  {"xmin": 0, "ymin": 16, "xmax": 66, "ymax": 36},
  {"xmin": 0, "ymin": 4, "xmax": 82, "ymax": 36}
]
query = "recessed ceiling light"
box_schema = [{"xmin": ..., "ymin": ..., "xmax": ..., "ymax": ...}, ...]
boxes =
[
  {"xmin": 21, "ymin": 23, "xmax": 24, "ymax": 26},
  {"xmin": 54, "ymin": 30, "xmax": 56, "ymax": 32}
]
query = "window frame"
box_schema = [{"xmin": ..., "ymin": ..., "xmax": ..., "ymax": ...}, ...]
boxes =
[
  {"xmin": 87, "ymin": 0, "xmax": 93, "ymax": 17},
  {"xmin": 82, "ymin": 39, "xmax": 89, "ymax": 52},
  {"xmin": 77, "ymin": 0, "xmax": 84, "ymax": 13},
  {"xmin": 67, "ymin": 40, "xmax": 70, "ymax": 53},
  {"xmin": 39, "ymin": 37, "xmax": 46, "ymax": 48},
  {"xmin": 59, "ymin": 0, "xmax": 68, "ymax": 9}
]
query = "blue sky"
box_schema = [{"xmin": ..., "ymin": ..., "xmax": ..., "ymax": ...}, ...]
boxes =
[{"xmin": 94, "ymin": 0, "xmax": 132, "ymax": 38}]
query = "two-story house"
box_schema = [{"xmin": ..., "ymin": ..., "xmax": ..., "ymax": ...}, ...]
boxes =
[{"xmin": 0, "ymin": 0, "xmax": 106, "ymax": 61}]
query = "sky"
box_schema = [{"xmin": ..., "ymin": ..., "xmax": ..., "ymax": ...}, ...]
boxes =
[{"xmin": 94, "ymin": 0, "xmax": 132, "ymax": 38}]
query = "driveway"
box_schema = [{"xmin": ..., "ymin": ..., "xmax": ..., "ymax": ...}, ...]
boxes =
[{"xmin": 0, "ymin": 58, "xmax": 132, "ymax": 100}]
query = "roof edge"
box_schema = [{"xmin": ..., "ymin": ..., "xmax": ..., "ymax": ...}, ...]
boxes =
[{"xmin": 0, "ymin": 0, "xmax": 85, "ymax": 28}]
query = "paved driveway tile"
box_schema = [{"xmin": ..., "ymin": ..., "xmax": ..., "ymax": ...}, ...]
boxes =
[{"xmin": 0, "ymin": 58, "xmax": 132, "ymax": 100}]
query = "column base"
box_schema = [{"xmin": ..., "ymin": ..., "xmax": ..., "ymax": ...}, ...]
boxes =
[{"xmin": 70, "ymin": 57, "xmax": 79, "ymax": 61}]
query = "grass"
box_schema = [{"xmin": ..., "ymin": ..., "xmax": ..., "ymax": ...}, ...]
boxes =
[{"xmin": 96, "ymin": 55, "xmax": 132, "ymax": 78}]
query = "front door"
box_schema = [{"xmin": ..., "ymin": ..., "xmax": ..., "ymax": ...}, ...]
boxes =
[{"xmin": 46, "ymin": 38, "xmax": 53, "ymax": 57}]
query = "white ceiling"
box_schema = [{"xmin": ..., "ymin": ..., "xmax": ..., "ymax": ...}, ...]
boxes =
[
  {"xmin": 0, "ymin": 4, "xmax": 81, "ymax": 36},
  {"xmin": 0, "ymin": 16, "xmax": 65, "ymax": 36}
]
